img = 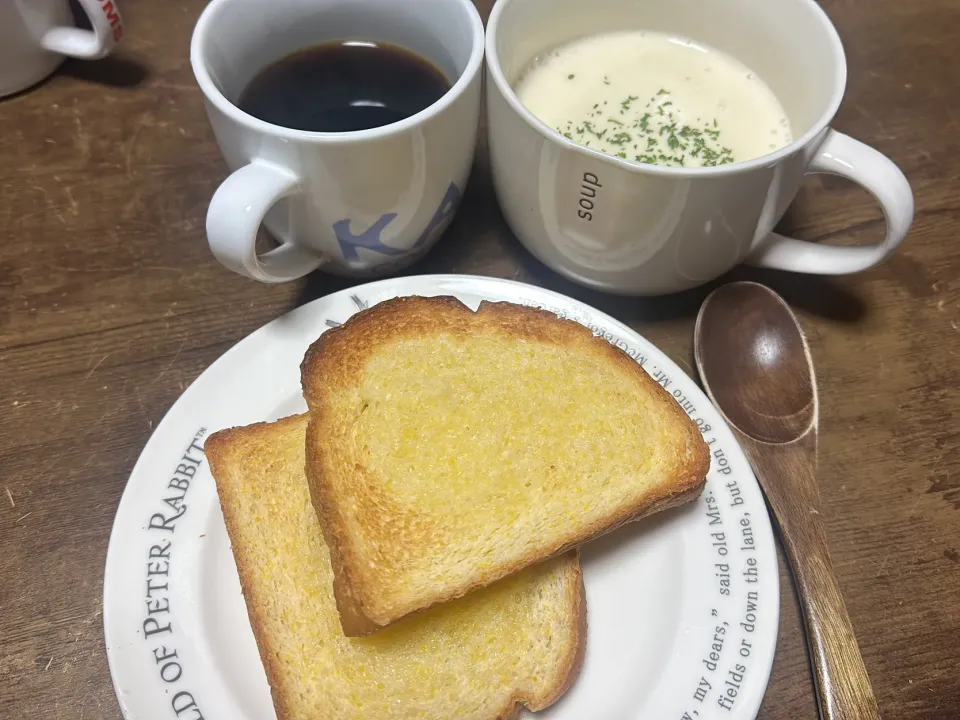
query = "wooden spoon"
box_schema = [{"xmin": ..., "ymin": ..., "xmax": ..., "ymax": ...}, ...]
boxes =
[{"xmin": 694, "ymin": 281, "xmax": 880, "ymax": 720}]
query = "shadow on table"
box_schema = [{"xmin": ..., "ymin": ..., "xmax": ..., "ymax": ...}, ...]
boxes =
[
  {"xmin": 294, "ymin": 249, "xmax": 866, "ymax": 350},
  {"xmin": 512, "ymin": 242, "xmax": 868, "ymax": 328},
  {"xmin": 59, "ymin": 55, "xmax": 151, "ymax": 89},
  {"xmin": 57, "ymin": 0, "xmax": 151, "ymax": 89}
]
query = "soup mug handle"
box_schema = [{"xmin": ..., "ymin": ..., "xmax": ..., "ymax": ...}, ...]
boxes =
[
  {"xmin": 747, "ymin": 130, "xmax": 914, "ymax": 274},
  {"xmin": 206, "ymin": 161, "xmax": 325, "ymax": 283}
]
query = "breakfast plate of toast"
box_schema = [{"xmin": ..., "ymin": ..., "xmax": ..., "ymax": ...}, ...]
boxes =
[{"xmin": 103, "ymin": 274, "xmax": 778, "ymax": 719}]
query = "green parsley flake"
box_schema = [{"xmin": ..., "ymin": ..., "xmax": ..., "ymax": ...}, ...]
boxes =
[{"xmin": 558, "ymin": 88, "xmax": 737, "ymax": 168}]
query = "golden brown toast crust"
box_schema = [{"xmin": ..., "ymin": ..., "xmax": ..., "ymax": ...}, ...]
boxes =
[
  {"xmin": 205, "ymin": 414, "xmax": 308, "ymax": 720},
  {"xmin": 302, "ymin": 296, "xmax": 709, "ymax": 636},
  {"xmin": 207, "ymin": 414, "xmax": 587, "ymax": 720},
  {"xmin": 491, "ymin": 551, "xmax": 587, "ymax": 720},
  {"xmin": 530, "ymin": 555, "xmax": 588, "ymax": 711}
]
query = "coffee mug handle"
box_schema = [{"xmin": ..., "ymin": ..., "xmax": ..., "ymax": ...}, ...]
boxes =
[
  {"xmin": 206, "ymin": 161, "xmax": 327, "ymax": 283},
  {"xmin": 41, "ymin": 0, "xmax": 124, "ymax": 60},
  {"xmin": 748, "ymin": 130, "xmax": 914, "ymax": 274}
]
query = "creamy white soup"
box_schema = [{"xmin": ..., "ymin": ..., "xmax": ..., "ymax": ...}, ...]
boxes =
[{"xmin": 515, "ymin": 30, "xmax": 793, "ymax": 168}]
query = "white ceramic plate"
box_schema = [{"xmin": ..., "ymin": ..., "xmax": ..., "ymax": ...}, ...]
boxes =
[{"xmin": 104, "ymin": 274, "xmax": 779, "ymax": 720}]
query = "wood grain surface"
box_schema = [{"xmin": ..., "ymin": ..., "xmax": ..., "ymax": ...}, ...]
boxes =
[{"xmin": 1, "ymin": 0, "xmax": 958, "ymax": 718}]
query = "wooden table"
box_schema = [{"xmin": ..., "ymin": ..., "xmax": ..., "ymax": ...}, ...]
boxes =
[{"xmin": 2, "ymin": 0, "xmax": 958, "ymax": 717}]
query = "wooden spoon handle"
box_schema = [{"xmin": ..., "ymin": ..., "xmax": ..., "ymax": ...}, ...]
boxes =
[
  {"xmin": 782, "ymin": 522, "xmax": 881, "ymax": 719},
  {"xmin": 744, "ymin": 444, "xmax": 881, "ymax": 720}
]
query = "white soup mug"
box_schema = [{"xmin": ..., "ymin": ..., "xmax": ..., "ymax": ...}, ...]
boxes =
[
  {"xmin": 485, "ymin": 0, "xmax": 914, "ymax": 295},
  {"xmin": 0, "ymin": 0, "xmax": 123, "ymax": 98},
  {"xmin": 191, "ymin": 0, "xmax": 484, "ymax": 283}
]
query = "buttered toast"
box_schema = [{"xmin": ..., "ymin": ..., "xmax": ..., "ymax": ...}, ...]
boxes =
[
  {"xmin": 205, "ymin": 414, "xmax": 586, "ymax": 720},
  {"xmin": 301, "ymin": 296, "xmax": 709, "ymax": 636}
]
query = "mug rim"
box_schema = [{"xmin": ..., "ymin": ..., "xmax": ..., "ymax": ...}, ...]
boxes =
[
  {"xmin": 189, "ymin": 0, "xmax": 485, "ymax": 143},
  {"xmin": 485, "ymin": 0, "xmax": 848, "ymax": 177}
]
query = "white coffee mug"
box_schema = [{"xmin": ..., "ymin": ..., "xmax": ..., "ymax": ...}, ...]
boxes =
[
  {"xmin": 0, "ymin": 0, "xmax": 123, "ymax": 98},
  {"xmin": 485, "ymin": 0, "xmax": 915, "ymax": 295},
  {"xmin": 191, "ymin": 0, "xmax": 484, "ymax": 283}
]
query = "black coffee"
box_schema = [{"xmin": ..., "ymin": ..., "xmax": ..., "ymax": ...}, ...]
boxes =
[{"xmin": 237, "ymin": 40, "xmax": 452, "ymax": 133}]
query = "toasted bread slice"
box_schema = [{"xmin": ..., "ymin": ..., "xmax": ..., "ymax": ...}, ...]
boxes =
[
  {"xmin": 301, "ymin": 296, "xmax": 708, "ymax": 636},
  {"xmin": 206, "ymin": 414, "xmax": 585, "ymax": 720}
]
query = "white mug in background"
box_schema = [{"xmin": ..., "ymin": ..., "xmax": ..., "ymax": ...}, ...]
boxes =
[
  {"xmin": 485, "ymin": 0, "xmax": 915, "ymax": 295},
  {"xmin": 0, "ymin": 0, "xmax": 123, "ymax": 98},
  {"xmin": 191, "ymin": 0, "xmax": 484, "ymax": 283}
]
